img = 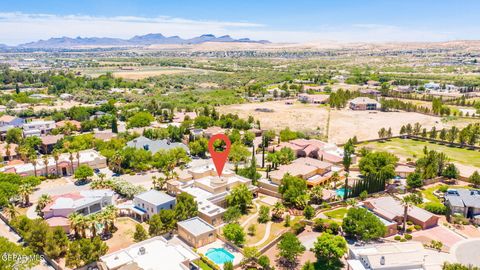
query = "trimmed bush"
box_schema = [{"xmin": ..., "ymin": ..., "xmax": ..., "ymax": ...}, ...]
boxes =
[
  {"xmin": 406, "ymin": 221, "xmax": 413, "ymax": 226},
  {"xmin": 404, "ymin": 234, "xmax": 412, "ymax": 240},
  {"xmin": 400, "ymin": 238, "xmax": 407, "ymax": 242},
  {"xmin": 394, "ymin": 235, "xmax": 401, "ymax": 241},
  {"xmin": 424, "ymin": 202, "xmax": 447, "ymax": 215},
  {"xmin": 292, "ymin": 222, "xmax": 305, "ymax": 234},
  {"xmin": 414, "ymin": 225, "xmax": 422, "ymax": 230}
]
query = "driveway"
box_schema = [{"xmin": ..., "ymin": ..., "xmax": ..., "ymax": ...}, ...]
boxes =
[
  {"xmin": 451, "ymin": 238, "xmax": 480, "ymax": 267},
  {"xmin": 411, "ymin": 226, "xmax": 465, "ymax": 251}
]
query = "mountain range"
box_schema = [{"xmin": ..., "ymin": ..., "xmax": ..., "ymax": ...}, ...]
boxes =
[{"xmin": 16, "ymin": 33, "xmax": 270, "ymax": 48}]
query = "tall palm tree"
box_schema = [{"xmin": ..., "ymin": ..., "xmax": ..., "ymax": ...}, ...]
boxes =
[
  {"xmin": 36, "ymin": 194, "xmax": 52, "ymax": 217},
  {"xmin": 88, "ymin": 213, "xmax": 99, "ymax": 238},
  {"xmin": 29, "ymin": 154, "xmax": 38, "ymax": 177},
  {"xmin": 43, "ymin": 155, "xmax": 49, "ymax": 176},
  {"xmin": 53, "ymin": 151, "xmax": 60, "ymax": 177},
  {"xmin": 330, "ymin": 171, "xmax": 340, "ymax": 188},
  {"xmin": 69, "ymin": 152, "xmax": 74, "ymax": 174},
  {"xmin": 401, "ymin": 194, "xmax": 423, "ymax": 233},
  {"xmin": 68, "ymin": 212, "xmax": 82, "ymax": 238},
  {"xmin": 76, "ymin": 151, "xmax": 80, "ymax": 168},
  {"xmin": 102, "ymin": 205, "xmax": 117, "ymax": 235},
  {"xmin": 5, "ymin": 143, "xmax": 11, "ymax": 161},
  {"xmin": 18, "ymin": 184, "xmax": 33, "ymax": 207}
]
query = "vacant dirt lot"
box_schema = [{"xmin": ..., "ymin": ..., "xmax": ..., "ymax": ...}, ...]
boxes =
[
  {"xmin": 78, "ymin": 66, "xmax": 213, "ymax": 79},
  {"xmin": 218, "ymin": 101, "xmax": 329, "ymax": 133},
  {"xmin": 328, "ymin": 109, "xmax": 446, "ymax": 144}
]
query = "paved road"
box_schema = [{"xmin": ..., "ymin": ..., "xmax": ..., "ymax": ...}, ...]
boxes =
[{"xmin": 452, "ymin": 238, "xmax": 480, "ymax": 267}]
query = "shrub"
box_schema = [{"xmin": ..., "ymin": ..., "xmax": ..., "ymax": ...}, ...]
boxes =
[
  {"xmin": 437, "ymin": 185, "xmax": 449, "ymax": 193},
  {"xmin": 414, "ymin": 225, "xmax": 422, "ymax": 230},
  {"xmin": 313, "ymin": 218, "xmax": 326, "ymax": 232},
  {"xmin": 424, "ymin": 202, "xmax": 447, "ymax": 215},
  {"xmin": 400, "ymin": 238, "xmax": 407, "ymax": 242},
  {"xmin": 394, "ymin": 235, "xmax": 401, "ymax": 241},
  {"xmin": 327, "ymin": 222, "xmax": 341, "ymax": 235},
  {"xmin": 406, "ymin": 221, "xmax": 413, "ymax": 226},
  {"xmin": 406, "ymin": 228, "xmax": 413, "ymax": 233},
  {"xmin": 292, "ymin": 222, "xmax": 305, "ymax": 234},
  {"xmin": 404, "ymin": 234, "xmax": 412, "ymax": 240}
]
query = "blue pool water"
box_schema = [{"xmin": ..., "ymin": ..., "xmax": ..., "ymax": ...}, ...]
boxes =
[
  {"xmin": 336, "ymin": 188, "xmax": 349, "ymax": 198},
  {"xmin": 205, "ymin": 248, "xmax": 235, "ymax": 264}
]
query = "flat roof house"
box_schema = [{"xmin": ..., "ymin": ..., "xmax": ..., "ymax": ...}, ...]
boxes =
[
  {"xmin": 269, "ymin": 157, "xmax": 335, "ymax": 186},
  {"xmin": 0, "ymin": 115, "xmax": 25, "ymax": 127},
  {"xmin": 349, "ymin": 97, "xmax": 381, "ymax": 111},
  {"xmin": 267, "ymin": 139, "xmax": 348, "ymax": 164},
  {"xmin": 363, "ymin": 196, "xmax": 439, "ymax": 229},
  {"xmin": 133, "ymin": 190, "xmax": 176, "ymax": 221},
  {"xmin": 23, "ymin": 120, "xmax": 56, "ymax": 137},
  {"xmin": 177, "ymin": 217, "xmax": 216, "ymax": 248},
  {"xmin": 444, "ymin": 189, "xmax": 480, "ymax": 222},
  {"xmin": 100, "ymin": 236, "xmax": 200, "ymax": 270}
]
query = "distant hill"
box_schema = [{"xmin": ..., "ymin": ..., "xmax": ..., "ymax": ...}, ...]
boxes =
[{"xmin": 17, "ymin": 33, "xmax": 270, "ymax": 48}]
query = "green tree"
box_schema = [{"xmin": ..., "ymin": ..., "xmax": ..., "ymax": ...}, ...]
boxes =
[
  {"xmin": 443, "ymin": 163, "xmax": 459, "ymax": 179},
  {"xmin": 44, "ymin": 227, "xmax": 69, "ymax": 259},
  {"xmin": 442, "ymin": 262, "xmax": 480, "ymax": 270},
  {"xmin": 222, "ymin": 223, "xmax": 246, "ymax": 246},
  {"xmin": 111, "ymin": 117, "xmax": 118, "ymax": 133},
  {"xmin": 74, "ymin": 165, "xmax": 94, "ymax": 181},
  {"xmin": 6, "ymin": 128, "xmax": 23, "ymax": 144},
  {"xmin": 407, "ymin": 172, "xmax": 423, "ymax": 189},
  {"xmin": 188, "ymin": 137, "xmax": 208, "ymax": 157},
  {"xmin": 174, "ymin": 192, "xmax": 198, "ymax": 221},
  {"xmin": 313, "ymin": 233, "xmax": 347, "ymax": 266},
  {"xmin": 279, "ymin": 174, "xmax": 308, "ymax": 209},
  {"xmin": 223, "ymin": 206, "xmax": 242, "ymax": 223},
  {"xmin": 223, "ymin": 261, "xmax": 234, "ymax": 270},
  {"xmin": 127, "ymin": 111, "xmax": 154, "ymax": 128},
  {"xmin": 258, "ymin": 205, "xmax": 270, "ymax": 223},
  {"xmin": 277, "ymin": 232, "xmax": 305, "ymax": 266},
  {"xmin": 0, "ymin": 236, "xmax": 39, "ymax": 270},
  {"xmin": 226, "ymin": 184, "xmax": 253, "ymax": 214},
  {"xmin": 342, "ymin": 207, "xmax": 386, "ymax": 241},
  {"xmin": 304, "ymin": 205, "xmax": 315, "ymax": 220},
  {"xmin": 133, "ymin": 224, "xmax": 148, "ymax": 242},
  {"xmin": 229, "ymin": 142, "xmax": 250, "ymax": 173},
  {"xmin": 401, "ymin": 194, "xmax": 423, "ymax": 233},
  {"xmin": 343, "ymin": 139, "xmax": 355, "ymax": 200},
  {"xmin": 359, "ymin": 151, "xmax": 398, "ymax": 180},
  {"xmin": 469, "ymin": 171, "xmax": 480, "ymax": 187}
]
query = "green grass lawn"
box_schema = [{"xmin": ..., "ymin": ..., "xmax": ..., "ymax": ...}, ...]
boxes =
[
  {"xmin": 361, "ymin": 138, "xmax": 480, "ymax": 167},
  {"xmin": 197, "ymin": 260, "xmax": 214, "ymax": 270},
  {"xmin": 323, "ymin": 207, "xmax": 348, "ymax": 220},
  {"xmin": 420, "ymin": 185, "xmax": 473, "ymax": 206}
]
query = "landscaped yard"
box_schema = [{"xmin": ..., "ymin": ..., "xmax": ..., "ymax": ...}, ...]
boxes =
[
  {"xmin": 105, "ymin": 217, "xmax": 146, "ymax": 253},
  {"xmin": 361, "ymin": 138, "xmax": 480, "ymax": 167},
  {"xmin": 323, "ymin": 207, "xmax": 348, "ymax": 220}
]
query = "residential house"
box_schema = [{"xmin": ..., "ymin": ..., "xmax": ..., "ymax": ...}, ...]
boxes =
[
  {"xmin": 177, "ymin": 217, "xmax": 216, "ymax": 248},
  {"xmin": 132, "ymin": 190, "xmax": 176, "ymax": 220},
  {"xmin": 349, "ymin": 97, "xmax": 381, "ymax": 111},
  {"xmin": 100, "ymin": 236, "xmax": 200, "ymax": 270},
  {"xmin": 42, "ymin": 189, "xmax": 115, "ymax": 232},
  {"xmin": 56, "ymin": 120, "xmax": 81, "ymax": 130},
  {"xmin": 173, "ymin": 111, "xmax": 197, "ymax": 123},
  {"xmin": 0, "ymin": 142, "xmax": 18, "ymax": 161},
  {"xmin": 363, "ymin": 196, "xmax": 439, "ymax": 229},
  {"xmin": 297, "ymin": 94, "xmax": 329, "ymax": 104},
  {"xmin": 395, "ymin": 165, "xmax": 415, "ymax": 178},
  {"xmin": 0, "ymin": 115, "xmax": 25, "ymax": 127},
  {"xmin": 347, "ymin": 241, "xmax": 451, "ymax": 270},
  {"xmin": 40, "ymin": 135, "xmax": 63, "ymax": 154},
  {"xmin": 424, "ymin": 82, "xmax": 441, "ymax": 90},
  {"xmin": 22, "ymin": 120, "xmax": 56, "ymax": 137},
  {"xmin": 204, "ymin": 126, "xmax": 225, "ymax": 138},
  {"xmin": 359, "ymin": 89, "xmax": 381, "ymax": 96},
  {"xmin": 0, "ymin": 149, "xmax": 107, "ymax": 177},
  {"xmin": 269, "ymin": 157, "xmax": 335, "ymax": 186},
  {"xmin": 126, "ymin": 136, "xmax": 189, "ymax": 154},
  {"xmin": 444, "ymin": 189, "xmax": 480, "ymax": 223},
  {"xmin": 59, "ymin": 93, "xmax": 74, "ymax": 100},
  {"xmin": 267, "ymin": 139, "xmax": 350, "ymax": 164}
]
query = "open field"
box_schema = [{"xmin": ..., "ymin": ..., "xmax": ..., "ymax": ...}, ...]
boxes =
[
  {"xmin": 218, "ymin": 100, "xmax": 329, "ymax": 133},
  {"xmin": 361, "ymin": 138, "xmax": 480, "ymax": 168},
  {"xmin": 77, "ymin": 66, "xmax": 216, "ymax": 79}
]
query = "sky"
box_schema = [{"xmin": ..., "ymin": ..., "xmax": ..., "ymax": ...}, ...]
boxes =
[{"xmin": 0, "ymin": 0, "xmax": 479, "ymax": 45}]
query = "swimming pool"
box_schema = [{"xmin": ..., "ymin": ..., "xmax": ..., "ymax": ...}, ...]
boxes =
[
  {"xmin": 335, "ymin": 188, "xmax": 349, "ymax": 198},
  {"xmin": 205, "ymin": 248, "xmax": 235, "ymax": 264}
]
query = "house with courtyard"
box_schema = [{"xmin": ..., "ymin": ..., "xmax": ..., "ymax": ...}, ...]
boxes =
[
  {"xmin": 100, "ymin": 236, "xmax": 200, "ymax": 270},
  {"xmin": 177, "ymin": 217, "xmax": 217, "ymax": 248},
  {"xmin": 349, "ymin": 97, "xmax": 381, "ymax": 110},
  {"xmin": 42, "ymin": 189, "xmax": 115, "ymax": 232},
  {"xmin": 40, "ymin": 134, "xmax": 63, "ymax": 154},
  {"xmin": 267, "ymin": 139, "xmax": 349, "ymax": 164},
  {"xmin": 0, "ymin": 142, "xmax": 18, "ymax": 162},
  {"xmin": 0, "ymin": 115, "xmax": 25, "ymax": 127},
  {"xmin": 444, "ymin": 189, "xmax": 480, "ymax": 223},
  {"xmin": 363, "ymin": 196, "xmax": 439, "ymax": 229},
  {"xmin": 167, "ymin": 164, "xmax": 257, "ymax": 226},
  {"xmin": 297, "ymin": 93, "xmax": 329, "ymax": 104},
  {"xmin": 269, "ymin": 157, "xmax": 336, "ymax": 186}
]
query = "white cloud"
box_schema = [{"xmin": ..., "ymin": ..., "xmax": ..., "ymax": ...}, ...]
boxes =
[{"xmin": 0, "ymin": 12, "xmax": 467, "ymax": 45}]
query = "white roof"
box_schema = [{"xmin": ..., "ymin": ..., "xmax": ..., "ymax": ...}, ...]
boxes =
[
  {"xmin": 135, "ymin": 190, "xmax": 175, "ymax": 206},
  {"xmin": 101, "ymin": 236, "xmax": 199, "ymax": 270},
  {"xmin": 178, "ymin": 217, "xmax": 215, "ymax": 236}
]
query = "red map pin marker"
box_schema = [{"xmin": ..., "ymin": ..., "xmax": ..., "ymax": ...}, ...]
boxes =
[{"xmin": 208, "ymin": 134, "xmax": 231, "ymax": 177}]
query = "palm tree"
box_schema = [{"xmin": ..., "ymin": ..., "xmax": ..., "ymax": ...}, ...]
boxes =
[
  {"xmin": 401, "ymin": 194, "xmax": 423, "ymax": 233},
  {"xmin": 101, "ymin": 205, "xmax": 117, "ymax": 235},
  {"xmin": 53, "ymin": 151, "xmax": 60, "ymax": 177},
  {"xmin": 76, "ymin": 151, "xmax": 80, "ymax": 168},
  {"xmin": 18, "ymin": 184, "xmax": 33, "ymax": 207},
  {"xmin": 5, "ymin": 143, "xmax": 11, "ymax": 161},
  {"xmin": 36, "ymin": 194, "xmax": 52, "ymax": 217},
  {"xmin": 43, "ymin": 155, "xmax": 49, "ymax": 176},
  {"xmin": 87, "ymin": 213, "xmax": 99, "ymax": 238},
  {"xmin": 272, "ymin": 202, "xmax": 285, "ymax": 220},
  {"xmin": 330, "ymin": 171, "xmax": 340, "ymax": 188},
  {"xmin": 68, "ymin": 212, "xmax": 82, "ymax": 238},
  {"xmin": 4, "ymin": 203, "xmax": 18, "ymax": 220},
  {"xmin": 28, "ymin": 154, "xmax": 38, "ymax": 177},
  {"xmin": 69, "ymin": 152, "xmax": 74, "ymax": 174}
]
